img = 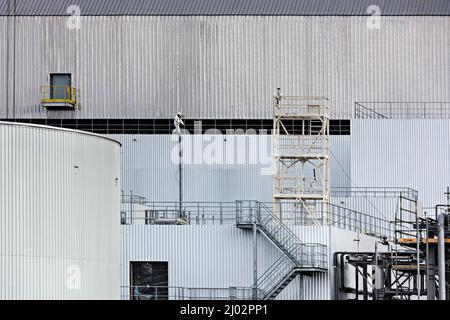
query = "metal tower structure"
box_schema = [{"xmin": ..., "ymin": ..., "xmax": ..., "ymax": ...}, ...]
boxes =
[{"xmin": 272, "ymin": 90, "xmax": 330, "ymax": 224}]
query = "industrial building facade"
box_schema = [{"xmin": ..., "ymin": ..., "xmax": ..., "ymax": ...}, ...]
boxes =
[
  {"xmin": 0, "ymin": 0, "xmax": 450, "ymax": 300},
  {"xmin": 1, "ymin": 15, "xmax": 450, "ymax": 120}
]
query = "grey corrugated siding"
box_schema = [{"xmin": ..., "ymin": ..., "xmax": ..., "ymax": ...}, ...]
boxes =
[
  {"xmin": 351, "ymin": 119, "xmax": 450, "ymax": 208},
  {"xmin": 109, "ymin": 134, "xmax": 350, "ymax": 202},
  {"xmin": 2, "ymin": 16, "xmax": 449, "ymax": 119},
  {"xmin": 1, "ymin": 0, "xmax": 450, "ymax": 16}
]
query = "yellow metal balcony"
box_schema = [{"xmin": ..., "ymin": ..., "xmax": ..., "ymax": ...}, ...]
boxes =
[{"xmin": 40, "ymin": 85, "xmax": 77, "ymax": 110}]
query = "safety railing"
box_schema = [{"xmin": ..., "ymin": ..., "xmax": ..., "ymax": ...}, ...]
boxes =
[
  {"xmin": 120, "ymin": 201, "xmax": 236, "ymax": 225},
  {"xmin": 236, "ymin": 200, "xmax": 328, "ymax": 270},
  {"xmin": 121, "ymin": 285, "xmax": 253, "ymax": 300},
  {"xmin": 40, "ymin": 85, "xmax": 77, "ymax": 104},
  {"xmin": 273, "ymin": 176, "xmax": 327, "ymax": 197},
  {"xmin": 255, "ymin": 255, "xmax": 296, "ymax": 299},
  {"xmin": 238, "ymin": 200, "xmax": 394, "ymax": 240},
  {"xmin": 355, "ymin": 102, "xmax": 450, "ymax": 119},
  {"xmin": 273, "ymin": 96, "xmax": 329, "ymax": 118},
  {"xmin": 236, "ymin": 201, "xmax": 328, "ymax": 299},
  {"xmin": 121, "ymin": 194, "xmax": 148, "ymax": 204},
  {"xmin": 273, "ymin": 135, "xmax": 328, "ymax": 157},
  {"xmin": 394, "ymin": 194, "xmax": 420, "ymax": 240},
  {"xmin": 354, "ymin": 102, "xmax": 389, "ymax": 119},
  {"xmin": 328, "ymin": 203, "xmax": 393, "ymax": 239},
  {"xmin": 331, "ymin": 186, "xmax": 418, "ymax": 200},
  {"xmin": 120, "ymin": 199, "xmax": 395, "ymax": 239}
]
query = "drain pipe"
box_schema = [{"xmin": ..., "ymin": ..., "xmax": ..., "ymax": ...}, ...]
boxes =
[{"xmin": 437, "ymin": 210, "xmax": 446, "ymax": 300}]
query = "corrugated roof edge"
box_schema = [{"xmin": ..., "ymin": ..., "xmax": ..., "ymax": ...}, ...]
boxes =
[
  {"xmin": 0, "ymin": 0, "xmax": 450, "ymax": 16},
  {"xmin": 2, "ymin": 14, "xmax": 450, "ymax": 16}
]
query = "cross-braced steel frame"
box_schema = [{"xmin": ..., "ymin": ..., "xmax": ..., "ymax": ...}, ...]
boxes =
[{"xmin": 272, "ymin": 93, "xmax": 330, "ymax": 224}]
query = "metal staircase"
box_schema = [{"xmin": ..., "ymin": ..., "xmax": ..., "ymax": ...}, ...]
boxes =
[{"xmin": 236, "ymin": 200, "xmax": 327, "ymax": 299}]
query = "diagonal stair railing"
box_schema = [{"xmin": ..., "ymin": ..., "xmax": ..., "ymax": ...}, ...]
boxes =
[{"xmin": 236, "ymin": 200, "xmax": 327, "ymax": 299}]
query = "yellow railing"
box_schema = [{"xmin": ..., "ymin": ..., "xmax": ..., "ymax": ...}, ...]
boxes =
[{"xmin": 40, "ymin": 85, "xmax": 77, "ymax": 104}]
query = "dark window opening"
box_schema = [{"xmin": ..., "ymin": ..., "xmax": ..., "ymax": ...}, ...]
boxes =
[
  {"xmin": 50, "ymin": 73, "xmax": 72, "ymax": 100},
  {"xmin": 130, "ymin": 262, "xmax": 168, "ymax": 300}
]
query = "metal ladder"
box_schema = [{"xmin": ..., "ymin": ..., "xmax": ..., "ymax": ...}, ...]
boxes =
[{"xmin": 236, "ymin": 200, "xmax": 327, "ymax": 299}]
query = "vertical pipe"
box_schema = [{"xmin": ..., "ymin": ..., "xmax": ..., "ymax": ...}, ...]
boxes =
[
  {"xmin": 416, "ymin": 201, "xmax": 421, "ymax": 299},
  {"xmin": 130, "ymin": 190, "xmax": 133, "ymax": 223},
  {"xmin": 5, "ymin": 0, "xmax": 10, "ymax": 118},
  {"xmin": 374, "ymin": 242, "xmax": 381, "ymax": 300},
  {"xmin": 425, "ymin": 212, "xmax": 436, "ymax": 300},
  {"xmin": 363, "ymin": 263, "xmax": 368, "ymax": 300},
  {"xmin": 179, "ymin": 133, "xmax": 182, "ymax": 219},
  {"xmin": 438, "ymin": 211, "xmax": 446, "ymax": 300},
  {"xmin": 12, "ymin": 0, "xmax": 16, "ymax": 119},
  {"xmin": 253, "ymin": 222, "xmax": 258, "ymax": 299}
]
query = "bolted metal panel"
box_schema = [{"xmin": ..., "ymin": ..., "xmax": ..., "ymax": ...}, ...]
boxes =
[
  {"xmin": 109, "ymin": 134, "xmax": 350, "ymax": 202},
  {"xmin": 351, "ymin": 119, "xmax": 450, "ymax": 208},
  {"xmin": 1, "ymin": 16, "xmax": 450, "ymax": 119},
  {"xmin": 0, "ymin": 122, "xmax": 121, "ymax": 299}
]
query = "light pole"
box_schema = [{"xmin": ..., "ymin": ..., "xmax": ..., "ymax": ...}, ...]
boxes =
[{"xmin": 174, "ymin": 112, "xmax": 184, "ymax": 219}]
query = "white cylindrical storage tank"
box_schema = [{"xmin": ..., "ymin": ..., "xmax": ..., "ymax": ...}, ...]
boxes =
[{"xmin": 0, "ymin": 122, "xmax": 121, "ymax": 299}]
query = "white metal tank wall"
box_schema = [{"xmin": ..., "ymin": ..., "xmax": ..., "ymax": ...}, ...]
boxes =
[
  {"xmin": 351, "ymin": 119, "xmax": 450, "ymax": 208},
  {"xmin": 0, "ymin": 122, "xmax": 121, "ymax": 299},
  {"xmin": 1, "ymin": 16, "xmax": 449, "ymax": 119},
  {"xmin": 109, "ymin": 134, "xmax": 350, "ymax": 201}
]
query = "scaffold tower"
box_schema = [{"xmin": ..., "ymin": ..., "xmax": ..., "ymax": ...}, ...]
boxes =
[{"xmin": 272, "ymin": 90, "xmax": 330, "ymax": 224}]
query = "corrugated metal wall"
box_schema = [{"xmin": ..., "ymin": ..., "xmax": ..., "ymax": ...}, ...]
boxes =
[
  {"xmin": 120, "ymin": 225, "xmax": 331, "ymax": 300},
  {"xmin": 0, "ymin": 122, "xmax": 121, "ymax": 299},
  {"xmin": 109, "ymin": 134, "xmax": 350, "ymax": 201},
  {"xmin": 1, "ymin": 16, "xmax": 449, "ymax": 119},
  {"xmin": 120, "ymin": 224, "xmax": 380, "ymax": 300},
  {"xmin": 351, "ymin": 119, "xmax": 450, "ymax": 208}
]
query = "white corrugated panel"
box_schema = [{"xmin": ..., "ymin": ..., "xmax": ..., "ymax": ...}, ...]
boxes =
[
  {"xmin": 112, "ymin": 134, "xmax": 273, "ymax": 202},
  {"xmin": 329, "ymin": 136, "xmax": 351, "ymax": 189},
  {"xmin": 1, "ymin": 16, "xmax": 449, "ymax": 119},
  {"xmin": 120, "ymin": 224, "xmax": 381, "ymax": 300},
  {"xmin": 351, "ymin": 119, "xmax": 450, "ymax": 208},
  {"xmin": 109, "ymin": 134, "xmax": 350, "ymax": 201},
  {"xmin": 0, "ymin": 122, "xmax": 121, "ymax": 299},
  {"xmin": 121, "ymin": 224, "xmax": 331, "ymax": 300}
]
